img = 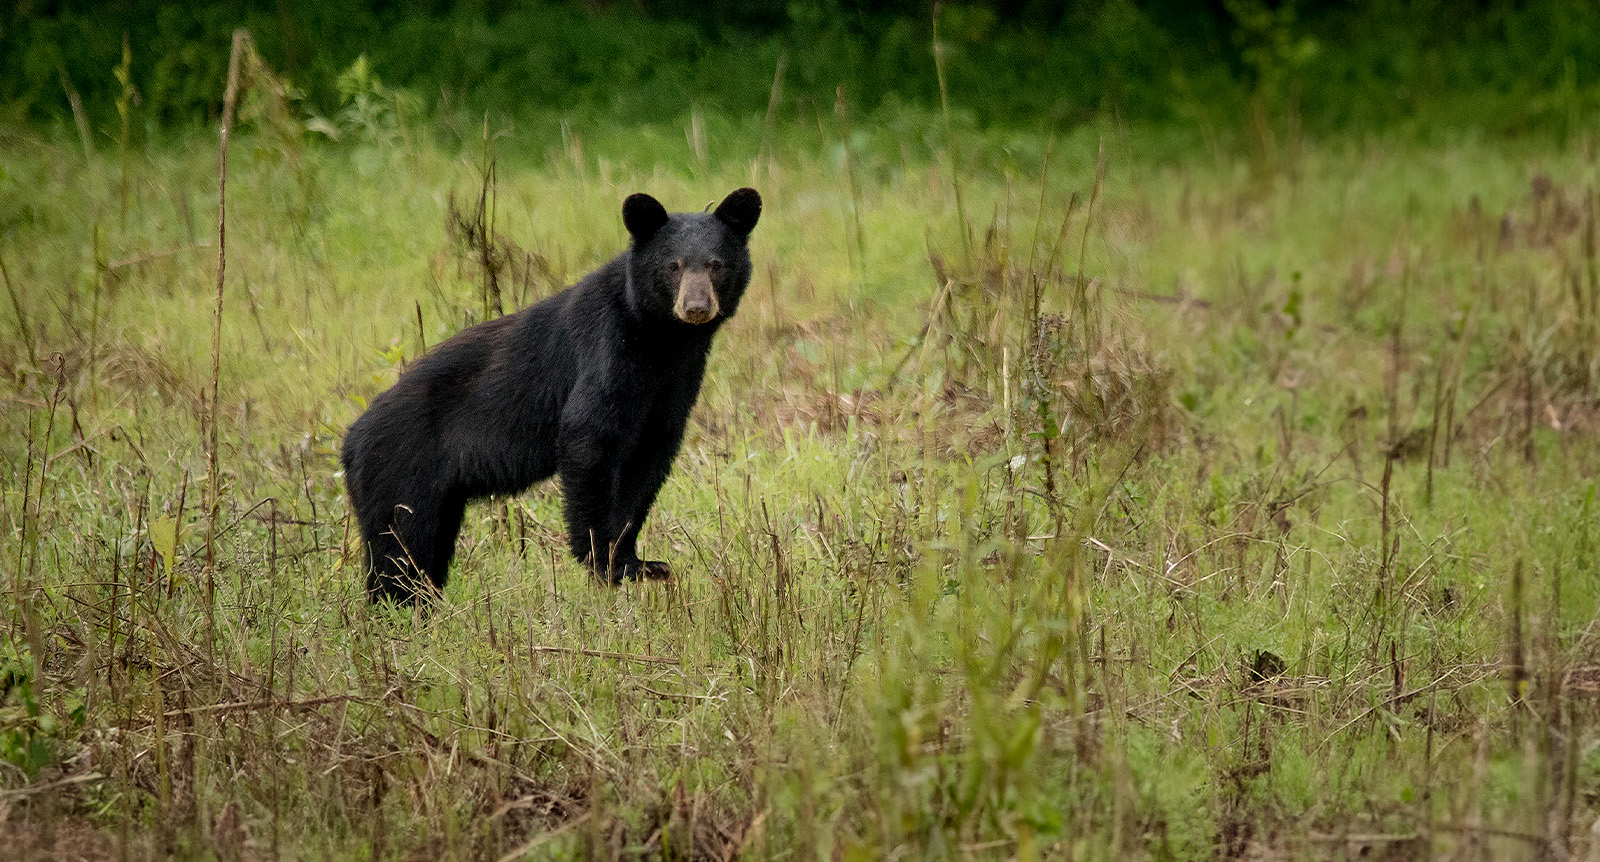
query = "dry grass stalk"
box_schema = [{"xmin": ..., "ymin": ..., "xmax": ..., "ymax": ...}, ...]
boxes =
[{"xmin": 205, "ymin": 29, "xmax": 250, "ymax": 656}]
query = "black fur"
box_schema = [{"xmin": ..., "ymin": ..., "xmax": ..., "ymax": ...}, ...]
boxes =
[{"xmin": 342, "ymin": 188, "xmax": 762, "ymax": 604}]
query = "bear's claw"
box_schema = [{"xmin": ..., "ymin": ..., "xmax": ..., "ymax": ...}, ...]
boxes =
[{"xmin": 604, "ymin": 559, "xmax": 673, "ymax": 584}]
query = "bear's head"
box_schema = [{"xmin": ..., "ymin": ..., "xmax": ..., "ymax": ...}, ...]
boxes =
[{"xmin": 623, "ymin": 188, "xmax": 761, "ymax": 327}]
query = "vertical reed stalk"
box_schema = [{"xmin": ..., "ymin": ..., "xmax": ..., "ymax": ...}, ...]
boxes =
[
  {"xmin": 0, "ymin": 247, "xmax": 34, "ymax": 366},
  {"xmin": 1379, "ymin": 250, "xmax": 1410, "ymax": 599},
  {"xmin": 57, "ymin": 63, "xmax": 93, "ymax": 161},
  {"xmin": 757, "ymin": 51, "xmax": 788, "ymax": 172},
  {"xmin": 1523, "ymin": 279, "xmax": 1537, "ymax": 465},
  {"xmin": 17, "ymin": 372, "xmax": 64, "ymax": 683},
  {"xmin": 1025, "ymin": 135, "xmax": 1055, "ymax": 331},
  {"xmin": 90, "ymin": 224, "xmax": 105, "ymax": 403},
  {"xmin": 1508, "ymin": 558, "xmax": 1528, "ymax": 713},
  {"xmin": 932, "ymin": 3, "xmax": 971, "ymax": 262},
  {"xmin": 207, "ymin": 29, "xmax": 249, "ymax": 653},
  {"xmin": 834, "ymin": 86, "xmax": 867, "ymax": 281},
  {"xmin": 479, "ymin": 116, "xmax": 502, "ymax": 318},
  {"xmin": 115, "ymin": 34, "xmax": 135, "ymax": 229},
  {"xmin": 1075, "ymin": 140, "xmax": 1108, "ymax": 351}
]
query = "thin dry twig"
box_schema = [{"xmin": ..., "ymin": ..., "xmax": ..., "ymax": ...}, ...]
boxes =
[
  {"xmin": 531, "ymin": 645, "xmax": 678, "ymax": 665},
  {"xmin": 161, "ymin": 693, "xmax": 367, "ymax": 719},
  {"xmin": 0, "ymin": 771, "xmax": 103, "ymax": 800},
  {"xmin": 109, "ymin": 242, "xmax": 209, "ymax": 272}
]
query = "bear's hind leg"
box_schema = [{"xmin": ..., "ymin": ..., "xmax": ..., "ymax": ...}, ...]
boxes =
[
  {"xmin": 364, "ymin": 497, "xmax": 446, "ymax": 605},
  {"xmin": 428, "ymin": 491, "xmax": 468, "ymax": 593},
  {"xmin": 363, "ymin": 522, "xmax": 423, "ymax": 605}
]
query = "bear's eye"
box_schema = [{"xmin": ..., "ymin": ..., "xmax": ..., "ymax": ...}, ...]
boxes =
[
  {"xmin": 669, "ymin": 259, "xmax": 684, "ymax": 273},
  {"xmin": 707, "ymin": 259, "xmax": 723, "ymax": 273}
]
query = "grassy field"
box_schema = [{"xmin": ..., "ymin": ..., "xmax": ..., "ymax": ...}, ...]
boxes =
[{"xmin": 3, "ymin": 89, "xmax": 1600, "ymax": 860}]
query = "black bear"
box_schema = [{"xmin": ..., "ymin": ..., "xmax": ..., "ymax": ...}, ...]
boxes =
[{"xmin": 342, "ymin": 188, "xmax": 761, "ymax": 604}]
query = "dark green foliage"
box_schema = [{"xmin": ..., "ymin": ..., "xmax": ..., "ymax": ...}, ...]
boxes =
[{"xmin": 5, "ymin": 1, "xmax": 1600, "ymax": 136}]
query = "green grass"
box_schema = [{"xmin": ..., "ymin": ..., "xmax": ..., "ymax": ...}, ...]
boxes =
[{"xmin": 3, "ymin": 102, "xmax": 1600, "ymax": 860}]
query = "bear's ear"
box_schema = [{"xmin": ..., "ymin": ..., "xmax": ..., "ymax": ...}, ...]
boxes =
[
  {"xmin": 714, "ymin": 187, "xmax": 762, "ymax": 236},
  {"xmin": 623, "ymin": 193, "xmax": 669, "ymax": 243}
]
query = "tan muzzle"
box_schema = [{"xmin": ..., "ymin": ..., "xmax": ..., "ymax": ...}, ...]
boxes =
[{"xmin": 674, "ymin": 271, "xmax": 720, "ymax": 324}]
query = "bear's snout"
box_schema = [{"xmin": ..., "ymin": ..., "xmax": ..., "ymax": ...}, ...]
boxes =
[{"xmin": 673, "ymin": 271, "xmax": 720, "ymax": 324}]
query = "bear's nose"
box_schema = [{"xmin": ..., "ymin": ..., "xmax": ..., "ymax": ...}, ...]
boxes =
[{"xmin": 678, "ymin": 300, "xmax": 713, "ymax": 324}]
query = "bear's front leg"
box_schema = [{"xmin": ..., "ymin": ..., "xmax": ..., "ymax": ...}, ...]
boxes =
[
  {"xmin": 557, "ymin": 420, "xmax": 646, "ymax": 584},
  {"xmin": 602, "ymin": 368, "xmax": 703, "ymax": 583},
  {"xmin": 606, "ymin": 442, "xmax": 681, "ymax": 581}
]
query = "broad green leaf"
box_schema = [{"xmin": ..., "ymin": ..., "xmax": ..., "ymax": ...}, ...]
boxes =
[{"xmin": 150, "ymin": 515, "xmax": 179, "ymax": 578}]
